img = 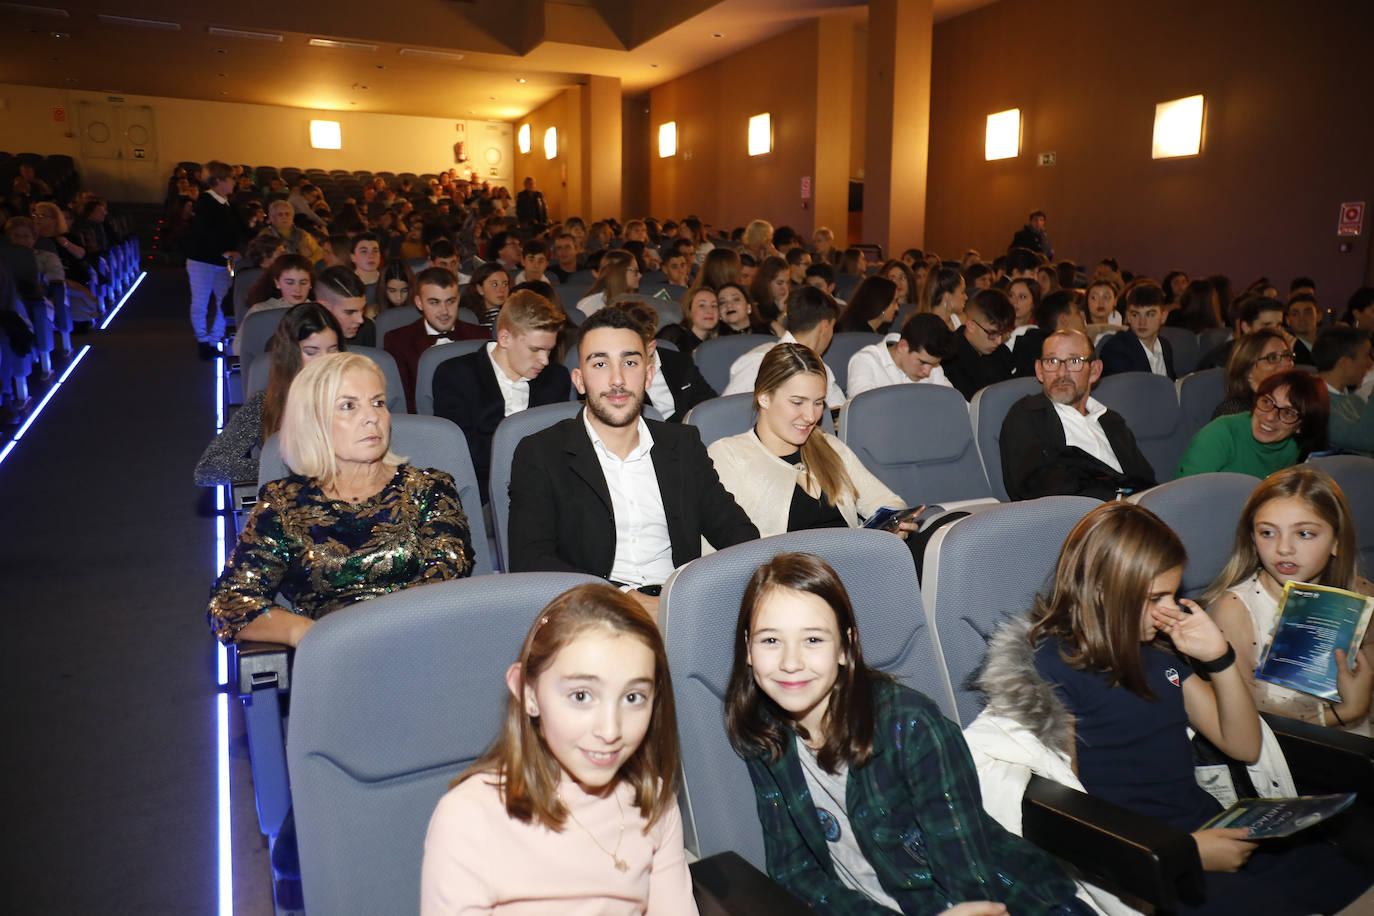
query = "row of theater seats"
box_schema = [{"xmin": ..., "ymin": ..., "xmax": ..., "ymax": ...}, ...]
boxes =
[
  {"xmin": 0, "ymin": 152, "xmax": 81, "ymax": 203},
  {"xmin": 233, "ymin": 452, "xmax": 1374, "ymax": 914}
]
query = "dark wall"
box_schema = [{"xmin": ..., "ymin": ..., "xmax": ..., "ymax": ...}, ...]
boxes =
[{"xmin": 925, "ymin": 0, "xmax": 1374, "ymax": 303}]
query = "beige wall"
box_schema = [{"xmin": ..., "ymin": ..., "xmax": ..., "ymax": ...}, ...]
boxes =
[
  {"xmin": 924, "ymin": 0, "xmax": 1374, "ymax": 296},
  {"xmin": 0, "ymin": 82, "xmax": 510, "ymax": 203},
  {"xmin": 514, "ymin": 88, "xmax": 580, "ymax": 225}
]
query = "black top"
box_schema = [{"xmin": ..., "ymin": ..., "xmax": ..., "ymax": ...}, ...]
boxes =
[
  {"xmin": 942, "ymin": 332, "xmax": 1015, "ymax": 401},
  {"xmin": 655, "ymin": 323, "xmax": 704, "ymax": 356},
  {"xmin": 187, "ymin": 193, "xmax": 244, "ymax": 265},
  {"xmin": 775, "ymin": 442, "xmax": 847, "ymax": 531}
]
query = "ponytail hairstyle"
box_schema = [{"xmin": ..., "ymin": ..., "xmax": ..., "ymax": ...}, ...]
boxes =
[
  {"xmin": 457, "ymin": 583, "xmax": 681, "ymax": 830},
  {"xmin": 1030, "ymin": 502, "xmax": 1186, "ymax": 699},
  {"xmin": 923, "ymin": 267, "xmax": 965, "ymax": 315},
  {"xmin": 753, "ymin": 344, "xmax": 856, "ymax": 507},
  {"xmin": 689, "ymin": 247, "xmax": 741, "ymax": 293},
  {"xmin": 725, "ymin": 553, "xmax": 883, "ymax": 772},
  {"xmin": 261, "ymin": 302, "xmax": 344, "ymax": 441}
]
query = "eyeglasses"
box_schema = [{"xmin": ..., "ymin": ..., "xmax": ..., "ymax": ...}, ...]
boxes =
[
  {"xmin": 1255, "ymin": 350, "xmax": 1295, "ymax": 366},
  {"xmin": 1255, "ymin": 394, "xmax": 1301, "ymax": 425},
  {"xmin": 1039, "ymin": 356, "xmax": 1091, "ymax": 372},
  {"xmin": 968, "ymin": 316, "xmax": 1009, "ymax": 342}
]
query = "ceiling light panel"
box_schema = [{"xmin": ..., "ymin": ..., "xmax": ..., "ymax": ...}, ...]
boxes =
[
  {"xmin": 207, "ymin": 26, "xmax": 282, "ymax": 42},
  {"xmin": 398, "ymin": 47, "xmax": 464, "ymax": 61},
  {"xmin": 97, "ymin": 14, "xmax": 180, "ymax": 30},
  {"xmin": 0, "ymin": 3, "xmax": 69, "ymax": 15},
  {"xmin": 309, "ymin": 38, "xmax": 378, "ymax": 52}
]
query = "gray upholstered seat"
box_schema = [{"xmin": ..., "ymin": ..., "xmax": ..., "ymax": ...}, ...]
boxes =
[
  {"xmin": 1307, "ymin": 455, "xmax": 1374, "ymax": 577},
  {"xmin": 968, "ymin": 376, "xmax": 1043, "ymax": 500},
  {"xmin": 488, "ymin": 401, "xmax": 584, "ymax": 571},
  {"xmin": 286, "ymin": 572, "xmax": 603, "ymax": 914},
  {"xmin": 344, "ymin": 345, "xmax": 409, "ymax": 414},
  {"xmin": 1159, "ymin": 326, "xmax": 1200, "ymax": 377},
  {"xmin": 415, "ymin": 338, "xmax": 489, "ymax": 416},
  {"xmin": 692, "ymin": 334, "xmax": 777, "ymax": 392},
  {"xmin": 660, "ymin": 527, "xmax": 950, "ymax": 867},
  {"xmin": 1177, "ymin": 368, "xmax": 1226, "ymax": 441},
  {"xmin": 1093, "ymin": 371, "xmax": 1188, "ymax": 484},
  {"xmin": 235, "ymin": 306, "xmax": 287, "ymax": 379},
  {"xmin": 822, "ymin": 331, "xmax": 880, "ymax": 392},
  {"xmin": 373, "ymin": 306, "xmax": 420, "ymax": 340},
  {"xmin": 1133, "ymin": 471, "xmax": 1261, "ymax": 598},
  {"xmin": 683, "ymin": 392, "xmax": 833, "ymax": 447}
]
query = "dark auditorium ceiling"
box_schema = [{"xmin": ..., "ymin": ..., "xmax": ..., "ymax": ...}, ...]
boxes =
[{"xmin": 0, "ymin": 0, "xmax": 996, "ymax": 119}]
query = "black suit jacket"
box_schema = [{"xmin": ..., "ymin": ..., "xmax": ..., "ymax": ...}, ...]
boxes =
[
  {"xmin": 649, "ymin": 346, "xmax": 717, "ymax": 421},
  {"xmin": 383, "ymin": 317, "xmax": 489, "ymax": 412},
  {"xmin": 1099, "ymin": 331, "xmax": 1176, "ymax": 380},
  {"xmin": 432, "ymin": 348, "xmax": 571, "ymax": 501},
  {"xmin": 1011, "ymin": 327, "xmax": 1049, "ymax": 378},
  {"xmin": 999, "ymin": 393, "xmax": 1157, "ymax": 501},
  {"xmin": 507, "ymin": 413, "xmax": 759, "ymax": 578}
]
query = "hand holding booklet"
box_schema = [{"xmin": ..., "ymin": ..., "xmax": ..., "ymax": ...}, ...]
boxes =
[
  {"xmin": 1201, "ymin": 793, "xmax": 1356, "ymax": 839},
  {"xmin": 862, "ymin": 506, "xmax": 924, "ymax": 533},
  {"xmin": 1254, "ymin": 581, "xmax": 1374, "ymax": 701}
]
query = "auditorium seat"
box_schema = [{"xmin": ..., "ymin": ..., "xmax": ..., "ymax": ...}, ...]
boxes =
[
  {"xmin": 683, "ymin": 392, "xmax": 834, "ymax": 447},
  {"xmin": 488, "ymin": 402, "xmax": 584, "ymax": 571},
  {"xmin": 414, "ymin": 339, "xmax": 488, "ymax": 415},
  {"xmin": 373, "ymin": 306, "xmax": 420, "ymax": 340},
  {"xmin": 231, "ymin": 266, "xmax": 263, "ymax": 331},
  {"xmin": 823, "ymin": 331, "xmax": 880, "ymax": 392},
  {"xmin": 840, "ymin": 384, "xmax": 995, "ymax": 506},
  {"xmin": 1093, "ymin": 371, "xmax": 1190, "ymax": 483},
  {"xmin": 234, "ymin": 305, "xmax": 287, "ymax": 380},
  {"xmin": 968, "ymin": 376, "xmax": 1043, "ymax": 500},
  {"xmin": 692, "ymin": 334, "xmax": 776, "ymax": 392},
  {"xmin": 1307, "ymin": 455, "xmax": 1374, "ymax": 577},
  {"xmin": 1133, "ymin": 472, "xmax": 1261, "ymax": 598},
  {"xmin": 1198, "ymin": 326, "xmax": 1232, "ymax": 355},
  {"xmin": 1159, "ymin": 326, "xmax": 1200, "ymax": 376},
  {"xmin": 1177, "ymin": 368, "xmax": 1225, "ymax": 440},
  {"xmin": 343, "ymin": 345, "xmax": 409, "ymax": 414}
]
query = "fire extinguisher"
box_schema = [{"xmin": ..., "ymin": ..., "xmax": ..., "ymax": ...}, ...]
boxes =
[{"xmin": 454, "ymin": 141, "xmax": 468, "ymax": 163}]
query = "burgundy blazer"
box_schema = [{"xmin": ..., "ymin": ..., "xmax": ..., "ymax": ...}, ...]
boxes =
[{"xmin": 383, "ymin": 316, "xmax": 489, "ymax": 412}]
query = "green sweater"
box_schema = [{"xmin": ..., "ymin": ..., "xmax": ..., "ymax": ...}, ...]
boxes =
[{"xmin": 1176, "ymin": 411, "xmax": 1298, "ymax": 478}]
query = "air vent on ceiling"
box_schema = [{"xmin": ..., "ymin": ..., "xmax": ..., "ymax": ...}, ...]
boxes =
[
  {"xmin": 207, "ymin": 26, "xmax": 282, "ymax": 42},
  {"xmin": 398, "ymin": 47, "xmax": 464, "ymax": 61},
  {"xmin": 98, "ymin": 14, "xmax": 180, "ymax": 30},
  {"xmin": 309, "ymin": 38, "xmax": 378, "ymax": 52}
]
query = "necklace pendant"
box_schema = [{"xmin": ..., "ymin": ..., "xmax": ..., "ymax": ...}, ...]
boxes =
[{"xmin": 613, "ymin": 857, "xmax": 628, "ymax": 872}]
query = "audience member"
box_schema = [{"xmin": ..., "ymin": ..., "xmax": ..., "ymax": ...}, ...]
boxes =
[
  {"xmin": 922, "ymin": 266, "xmax": 967, "ymax": 331},
  {"xmin": 186, "ymin": 160, "xmax": 244, "ymax": 358},
  {"xmin": 1197, "ymin": 296, "xmax": 1288, "ymax": 370},
  {"xmin": 507, "ymin": 306, "xmax": 757, "ymax": 609},
  {"xmin": 715, "ymin": 282, "xmax": 757, "ymax": 335},
  {"xmin": 1100, "ymin": 280, "xmax": 1176, "ymax": 379},
  {"xmin": 1177, "ymin": 370, "xmax": 1328, "ymax": 477},
  {"xmin": 656, "ymin": 287, "xmax": 719, "ymax": 356},
  {"xmin": 941, "ymin": 288, "xmax": 1015, "ymax": 401},
  {"xmin": 316, "ymin": 265, "xmax": 375, "ymax": 347},
  {"xmin": 350, "ymin": 232, "xmax": 383, "ymax": 307},
  {"xmin": 1084, "ymin": 278, "xmax": 1122, "ymax": 330},
  {"xmin": 512, "ymin": 239, "xmax": 553, "ymax": 285},
  {"xmin": 1161, "ymin": 269, "xmax": 1189, "ymax": 304},
  {"xmin": 461, "ymin": 262, "xmax": 512, "ymax": 329},
  {"xmin": 512, "ymin": 176, "xmax": 548, "ymax": 227},
  {"xmin": 1211, "ymin": 329, "xmax": 1295, "ymax": 420},
  {"xmin": 1009, "ymin": 209, "xmax": 1053, "ymax": 258},
  {"xmin": 1314, "ymin": 326, "xmax": 1374, "ymax": 455},
  {"xmin": 834, "ymin": 276, "xmax": 899, "ymax": 335},
  {"xmin": 750, "ymin": 256, "xmax": 791, "ymax": 335},
  {"xmin": 384, "ymin": 266, "xmax": 488, "ymax": 412},
  {"xmin": 1285, "ymin": 293, "xmax": 1320, "ymax": 363},
  {"xmin": 846, "ymin": 312, "xmax": 957, "ymax": 398},
  {"xmin": 207, "ymin": 352, "xmax": 474, "ymax": 646},
  {"xmin": 378, "ymin": 259, "xmax": 415, "ymax": 311},
  {"xmin": 577, "ymin": 250, "xmax": 640, "ymax": 318},
  {"xmin": 723, "ymin": 286, "xmax": 844, "ymax": 408},
  {"xmin": 1167, "ymin": 279, "xmax": 1223, "ymax": 333},
  {"xmin": 1000, "ymin": 329, "xmax": 1157, "ymax": 501},
  {"xmin": 547, "ymin": 232, "xmax": 581, "ymax": 282},
  {"xmin": 263, "ymin": 199, "xmax": 322, "ymax": 264},
  {"xmin": 620, "ymin": 301, "xmax": 716, "ymax": 422},
  {"xmin": 432, "ymin": 289, "xmax": 569, "ymax": 501}
]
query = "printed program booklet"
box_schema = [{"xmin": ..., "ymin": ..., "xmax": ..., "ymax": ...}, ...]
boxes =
[
  {"xmin": 1201, "ymin": 793, "xmax": 1356, "ymax": 838},
  {"xmin": 1254, "ymin": 581, "xmax": 1374, "ymax": 701}
]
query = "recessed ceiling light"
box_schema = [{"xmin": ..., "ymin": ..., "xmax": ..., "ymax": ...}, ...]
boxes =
[
  {"xmin": 97, "ymin": 14, "xmax": 180, "ymax": 30},
  {"xmin": 207, "ymin": 26, "xmax": 282, "ymax": 42},
  {"xmin": 214, "ymin": 47, "xmax": 227, "ymax": 54},
  {"xmin": 650, "ymin": 63, "xmax": 659, "ymax": 68},
  {"xmin": 711, "ymin": 32, "xmax": 723, "ymax": 38},
  {"xmin": 51, "ymin": 31, "xmax": 69, "ymax": 38},
  {"xmin": 375, "ymin": 64, "xmax": 385, "ymax": 70},
  {"xmin": 217, "ymin": 72, "xmax": 226, "ymax": 78},
  {"xmin": 515, "ymin": 78, "xmax": 526, "ymax": 84},
  {"xmin": 398, "ymin": 47, "xmax": 464, "ymax": 61},
  {"xmin": 309, "ymin": 37, "xmax": 377, "ymax": 52},
  {"xmin": 489, "ymin": 96, "xmax": 496, "ymax": 101}
]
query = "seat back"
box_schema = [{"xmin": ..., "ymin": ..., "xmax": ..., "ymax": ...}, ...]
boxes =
[
  {"xmin": 841, "ymin": 384, "xmax": 993, "ymax": 504},
  {"xmin": 921, "ymin": 496, "xmax": 1102, "ymax": 725},
  {"xmin": 1134, "ymin": 472, "xmax": 1260, "ymax": 598},
  {"xmin": 1093, "ymin": 372, "xmax": 1188, "ymax": 483},
  {"xmin": 288, "ymin": 572, "xmax": 603, "ymax": 915},
  {"xmin": 1198, "ymin": 327, "xmax": 1232, "ymax": 355},
  {"xmin": 232, "ymin": 266, "xmax": 264, "ymax": 329},
  {"xmin": 661, "ymin": 528, "xmax": 951, "ymax": 868},
  {"xmin": 1307, "ymin": 455, "xmax": 1374, "ymax": 578},
  {"xmin": 823, "ymin": 332, "xmax": 881, "ymax": 392},
  {"xmin": 692, "ymin": 334, "xmax": 776, "ymax": 392},
  {"xmin": 968, "ymin": 376, "xmax": 1043, "ymax": 500},
  {"xmin": 260, "ymin": 414, "xmax": 494, "ymax": 575},
  {"xmin": 488, "ymin": 402, "xmax": 585, "ymax": 571},
  {"xmin": 1158, "ymin": 326, "xmax": 1200, "ymax": 377},
  {"xmin": 1176, "ymin": 368, "xmax": 1226, "ymax": 440},
  {"xmin": 236, "ymin": 306, "xmax": 287, "ymax": 377},
  {"xmin": 347, "ymin": 345, "xmax": 409, "ymax": 414},
  {"xmin": 374, "ymin": 307, "xmax": 420, "ymax": 340},
  {"xmin": 415, "ymin": 339, "xmax": 489, "ymax": 416}
]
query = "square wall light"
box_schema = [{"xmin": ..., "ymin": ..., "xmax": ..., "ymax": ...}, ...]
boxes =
[
  {"xmin": 748, "ymin": 113, "xmax": 771, "ymax": 157},
  {"xmin": 984, "ymin": 109, "xmax": 1019, "ymax": 160},
  {"xmin": 658, "ymin": 121, "xmax": 677, "ymax": 158},
  {"xmin": 543, "ymin": 126, "xmax": 557, "ymax": 160},
  {"xmin": 518, "ymin": 123, "xmax": 531, "ymax": 154},
  {"xmin": 309, "ymin": 119, "xmax": 341, "ymax": 150},
  {"xmin": 1152, "ymin": 94, "xmax": 1204, "ymax": 159}
]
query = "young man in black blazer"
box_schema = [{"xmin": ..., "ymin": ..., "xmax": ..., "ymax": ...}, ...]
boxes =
[
  {"xmin": 620, "ymin": 300, "xmax": 717, "ymax": 421},
  {"xmin": 1099, "ymin": 280, "xmax": 1176, "ymax": 379},
  {"xmin": 431, "ymin": 289, "xmax": 569, "ymax": 501},
  {"xmin": 507, "ymin": 306, "xmax": 758, "ymax": 615}
]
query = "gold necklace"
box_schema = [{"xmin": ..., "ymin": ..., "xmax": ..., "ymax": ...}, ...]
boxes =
[{"xmin": 560, "ymin": 789, "xmax": 628, "ymax": 872}]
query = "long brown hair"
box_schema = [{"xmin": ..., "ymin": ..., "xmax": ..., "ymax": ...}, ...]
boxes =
[
  {"xmin": 1030, "ymin": 502, "xmax": 1186, "ymax": 699},
  {"xmin": 1223, "ymin": 328, "xmax": 1288, "ymax": 401},
  {"xmin": 1202, "ymin": 467, "xmax": 1359, "ymax": 606},
  {"xmin": 456, "ymin": 584, "xmax": 681, "ymax": 831},
  {"xmin": 586, "ymin": 250, "xmax": 638, "ymax": 302},
  {"xmin": 725, "ymin": 553, "xmax": 883, "ymax": 773},
  {"xmin": 689, "ymin": 247, "xmax": 741, "ymax": 294},
  {"xmin": 754, "ymin": 343, "xmax": 856, "ymax": 508},
  {"xmin": 260, "ymin": 303, "xmax": 344, "ymax": 442}
]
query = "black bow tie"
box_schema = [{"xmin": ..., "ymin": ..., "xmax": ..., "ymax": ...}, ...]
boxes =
[{"xmin": 428, "ymin": 331, "xmax": 459, "ymax": 342}]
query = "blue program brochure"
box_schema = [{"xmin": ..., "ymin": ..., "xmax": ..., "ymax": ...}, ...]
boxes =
[
  {"xmin": 1201, "ymin": 793, "xmax": 1356, "ymax": 839},
  {"xmin": 1254, "ymin": 581, "xmax": 1374, "ymax": 701}
]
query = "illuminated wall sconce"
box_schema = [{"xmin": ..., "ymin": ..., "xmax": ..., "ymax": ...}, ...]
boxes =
[
  {"xmin": 658, "ymin": 121, "xmax": 677, "ymax": 158},
  {"xmin": 309, "ymin": 119, "xmax": 341, "ymax": 150},
  {"xmin": 984, "ymin": 109, "xmax": 1019, "ymax": 160},
  {"xmin": 543, "ymin": 126, "xmax": 557, "ymax": 160},
  {"xmin": 748, "ymin": 113, "xmax": 772, "ymax": 156},
  {"xmin": 1152, "ymin": 94, "xmax": 1204, "ymax": 159},
  {"xmin": 517, "ymin": 123, "xmax": 531, "ymax": 154}
]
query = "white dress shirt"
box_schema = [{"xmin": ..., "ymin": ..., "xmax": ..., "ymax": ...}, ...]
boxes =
[
  {"xmin": 845, "ymin": 334, "xmax": 952, "ymax": 398},
  {"xmin": 1138, "ymin": 336, "xmax": 1167, "ymax": 377},
  {"xmin": 722, "ymin": 331, "xmax": 847, "ymax": 407},
  {"xmin": 485, "ymin": 341, "xmax": 531, "ymax": 417},
  {"xmin": 582, "ymin": 412, "xmax": 675, "ymax": 587},
  {"xmin": 424, "ymin": 319, "xmax": 457, "ymax": 344},
  {"xmin": 646, "ymin": 349, "xmax": 675, "ymax": 420},
  {"xmin": 1052, "ymin": 397, "xmax": 1123, "ymax": 473}
]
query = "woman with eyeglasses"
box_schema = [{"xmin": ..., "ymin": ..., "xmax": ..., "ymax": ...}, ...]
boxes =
[
  {"xmin": 1178, "ymin": 370, "xmax": 1328, "ymax": 478},
  {"xmin": 1212, "ymin": 329, "xmax": 1296, "ymax": 420}
]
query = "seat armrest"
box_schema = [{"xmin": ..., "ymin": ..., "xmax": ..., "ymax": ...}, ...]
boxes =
[
  {"xmin": 689, "ymin": 851, "xmax": 810, "ymax": 916},
  {"xmin": 1022, "ymin": 774, "xmax": 1204, "ymax": 909},
  {"xmin": 234, "ymin": 641, "xmax": 293, "ymax": 696},
  {"xmin": 1263, "ymin": 712, "xmax": 1374, "ymax": 793}
]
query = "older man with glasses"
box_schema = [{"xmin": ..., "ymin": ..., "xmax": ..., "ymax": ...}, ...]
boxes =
[{"xmin": 999, "ymin": 329, "xmax": 1158, "ymax": 500}]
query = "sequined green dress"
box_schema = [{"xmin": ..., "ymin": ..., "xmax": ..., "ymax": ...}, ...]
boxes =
[{"xmin": 207, "ymin": 464, "xmax": 473, "ymax": 643}]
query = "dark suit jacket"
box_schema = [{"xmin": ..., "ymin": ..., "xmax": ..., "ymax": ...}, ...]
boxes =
[
  {"xmin": 999, "ymin": 393, "xmax": 1157, "ymax": 501},
  {"xmin": 649, "ymin": 346, "xmax": 717, "ymax": 422},
  {"xmin": 1099, "ymin": 331, "xmax": 1176, "ymax": 380},
  {"xmin": 515, "ymin": 189, "xmax": 548, "ymax": 226},
  {"xmin": 383, "ymin": 317, "xmax": 489, "ymax": 412},
  {"xmin": 508, "ymin": 413, "xmax": 759, "ymax": 578},
  {"xmin": 1011, "ymin": 326, "xmax": 1049, "ymax": 378},
  {"xmin": 431, "ymin": 347, "xmax": 571, "ymax": 501},
  {"xmin": 942, "ymin": 332, "xmax": 1015, "ymax": 401}
]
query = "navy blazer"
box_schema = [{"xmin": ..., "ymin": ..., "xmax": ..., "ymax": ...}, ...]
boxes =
[
  {"xmin": 431, "ymin": 347, "xmax": 570, "ymax": 501},
  {"xmin": 507, "ymin": 413, "xmax": 758, "ymax": 578},
  {"xmin": 1099, "ymin": 331, "xmax": 1176, "ymax": 380}
]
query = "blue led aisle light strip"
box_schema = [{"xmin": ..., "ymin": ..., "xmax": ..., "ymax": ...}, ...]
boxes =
[
  {"xmin": 217, "ymin": 693, "xmax": 233, "ymax": 916},
  {"xmin": 0, "ymin": 345, "xmax": 92, "ymax": 468},
  {"xmin": 99, "ymin": 271, "xmax": 147, "ymax": 330}
]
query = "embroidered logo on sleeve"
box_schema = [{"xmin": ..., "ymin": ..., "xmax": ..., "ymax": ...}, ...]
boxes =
[{"xmin": 1165, "ymin": 667, "xmax": 1180, "ymax": 687}]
